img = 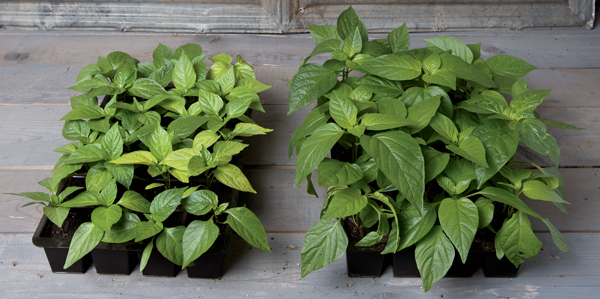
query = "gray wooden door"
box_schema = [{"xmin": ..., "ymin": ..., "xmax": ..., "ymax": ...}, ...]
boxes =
[{"xmin": 0, "ymin": 0, "xmax": 595, "ymax": 32}]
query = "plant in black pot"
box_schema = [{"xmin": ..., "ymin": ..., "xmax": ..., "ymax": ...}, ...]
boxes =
[
  {"xmin": 9, "ymin": 43, "xmax": 272, "ymax": 277},
  {"xmin": 287, "ymin": 6, "xmax": 581, "ymax": 291}
]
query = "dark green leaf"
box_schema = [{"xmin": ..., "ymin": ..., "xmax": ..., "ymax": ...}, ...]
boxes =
[
  {"xmin": 182, "ymin": 220, "xmax": 219, "ymax": 268},
  {"xmin": 398, "ymin": 204, "xmax": 437, "ymax": 250},
  {"xmin": 289, "ymin": 104, "xmax": 330, "ymax": 158},
  {"xmin": 102, "ymin": 212, "xmax": 140, "ymax": 243},
  {"xmin": 361, "ymin": 131, "xmax": 425, "ymax": 215},
  {"xmin": 438, "ymin": 197, "xmax": 478, "ymax": 263},
  {"xmin": 225, "ymin": 207, "xmax": 271, "ymax": 252},
  {"xmin": 415, "ymin": 225, "xmax": 455, "ymax": 292},
  {"xmin": 486, "ymin": 55, "xmax": 537, "ymax": 79},
  {"xmin": 440, "ymin": 53, "xmax": 496, "ymax": 88},
  {"xmin": 422, "ymin": 146, "xmax": 450, "ymax": 183},
  {"xmin": 336, "ymin": 6, "xmax": 368, "ymax": 43},
  {"xmin": 496, "ymin": 211, "xmax": 542, "ymax": 267},
  {"xmin": 361, "ymin": 54, "xmax": 422, "ymax": 81},
  {"xmin": 117, "ymin": 190, "xmax": 151, "ymax": 213},
  {"xmin": 156, "ymin": 226, "xmax": 185, "ymax": 266},
  {"xmin": 288, "ymin": 64, "xmax": 338, "ymax": 115},
  {"xmin": 309, "ymin": 25, "xmax": 341, "ymax": 45},
  {"xmin": 64, "ymin": 222, "xmax": 103, "ymax": 269},
  {"xmin": 150, "ymin": 188, "xmax": 186, "ymax": 223},
  {"xmin": 294, "ymin": 123, "xmax": 344, "ymax": 188},
  {"xmin": 323, "ymin": 187, "xmax": 367, "ymax": 220},
  {"xmin": 424, "ymin": 36, "xmax": 473, "ymax": 64},
  {"xmin": 91, "ymin": 205, "xmax": 123, "ymax": 233},
  {"xmin": 387, "ymin": 23, "xmax": 410, "ymax": 52},
  {"xmin": 474, "ymin": 198, "xmax": 494, "ymax": 229},
  {"xmin": 301, "ymin": 219, "xmax": 347, "ymax": 277},
  {"xmin": 182, "ymin": 190, "xmax": 218, "ymax": 216}
]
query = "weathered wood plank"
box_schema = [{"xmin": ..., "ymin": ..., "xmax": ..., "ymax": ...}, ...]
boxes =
[
  {"xmin": 3, "ymin": 66, "xmax": 599, "ymax": 108},
  {"xmin": 0, "ymin": 104, "xmax": 596, "ymax": 167},
  {"xmin": 1, "ymin": 29, "xmax": 600, "ymax": 68},
  {"xmin": 0, "ymin": 233, "xmax": 598, "ymax": 298},
  {"xmin": 2, "ymin": 168, "xmax": 598, "ymax": 234}
]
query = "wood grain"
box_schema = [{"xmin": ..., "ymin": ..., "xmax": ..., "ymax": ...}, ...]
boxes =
[
  {"xmin": 1, "ymin": 29, "xmax": 600, "ymax": 68},
  {"xmin": 0, "ymin": 233, "xmax": 598, "ymax": 298}
]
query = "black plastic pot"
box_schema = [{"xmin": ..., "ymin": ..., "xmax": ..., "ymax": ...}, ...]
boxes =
[
  {"xmin": 91, "ymin": 243, "xmax": 140, "ymax": 275},
  {"xmin": 445, "ymin": 250, "xmax": 482, "ymax": 277},
  {"xmin": 482, "ymin": 252, "xmax": 519, "ymax": 277},
  {"xmin": 137, "ymin": 248, "xmax": 181, "ymax": 277},
  {"xmin": 346, "ymin": 245, "xmax": 390, "ymax": 278},
  {"xmin": 32, "ymin": 210, "xmax": 93, "ymax": 274},
  {"xmin": 392, "ymin": 246, "xmax": 421, "ymax": 277}
]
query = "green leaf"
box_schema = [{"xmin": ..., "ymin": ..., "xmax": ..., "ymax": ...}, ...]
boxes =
[
  {"xmin": 447, "ymin": 136, "xmax": 489, "ymax": 168},
  {"xmin": 496, "ymin": 211, "xmax": 542, "ymax": 267},
  {"xmin": 182, "ymin": 190, "xmax": 218, "ymax": 216},
  {"xmin": 102, "ymin": 212, "xmax": 140, "ymax": 243},
  {"xmin": 197, "ymin": 89, "xmax": 224, "ymax": 116},
  {"xmin": 129, "ymin": 78, "xmax": 167, "ymax": 99},
  {"xmin": 336, "ymin": 6, "xmax": 368, "ymax": 43},
  {"xmin": 375, "ymin": 97, "xmax": 407, "ymax": 117},
  {"xmin": 62, "ymin": 120, "xmax": 90, "ymax": 142},
  {"xmin": 193, "ymin": 130, "xmax": 220, "ymax": 151},
  {"xmin": 288, "ymin": 64, "xmax": 338, "ymax": 115},
  {"xmin": 167, "ymin": 115, "xmax": 208, "ymax": 139},
  {"xmin": 474, "ymin": 198, "xmax": 494, "ymax": 229},
  {"xmin": 424, "ymin": 36, "xmax": 473, "ymax": 64},
  {"xmin": 135, "ymin": 221, "xmax": 164, "ymax": 242},
  {"xmin": 342, "ymin": 27, "xmax": 362, "ymax": 58},
  {"xmin": 387, "ymin": 23, "xmax": 410, "ymax": 53},
  {"xmin": 522, "ymin": 180, "xmax": 569, "ymax": 203},
  {"xmin": 110, "ymin": 151, "xmax": 157, "ymax": 166},
  {"xmin": 361, "ymin": 113, "xmax": 414, "ymax": 131},
  {"xmin": 214, "ymin": 164, "xmax": 256, "ymax": 193},
  {"xmin": 60, "ymin": 191, "xmax": 101, "ymax": 208},
  {"xmin": 438, "ymin": 198, "xmax": 478, "ymax": 263},
  {"xmin": 236, "ymin": 78, "xmax": 271, "ymax": 93},
  {"xmin": 475, "ymin": 187, "xmax": 541, "ymax": 219},
  {"xmin": 64, "ymin": 222, "xmax": 104, "ymax": 269},
  {"xmin": 60, "ymin": 106, "xmax": 105, "ymax": 121},
  {"xmin": 174, "ymin": 44, "xmax": 203, "ymax": 60},
  {"xmin": 68, "ymin": 74, "xmax": 108, "ymax": 92},
  {"xmin": 153, "ymin": 43, "xmax": 174, "ymax": 68},
  {"xmin": 101, "ymin": 124, "xmax": 123, "ymax": 160},
  {"xmin": 140, "ymin": 240, "xmax": 153, "ymax": 271},
  {"xmin": 213, "ymin": 141, "xmax": 249, "ymax": 160},
  {"xmin": 225, "ymin": 207, "xmax": 271, "ymax": 252},
  {"xmin": 43, "ymin": 206, "xmax": 70, "ymax": 227},
  {"xmin": 301, "ymin": 219, "xmax": 348, "ymax": 277},
  {"xmin": 113, "ymin": 63, "xmax": 137, "ymax": 88},
  {"xmin": 541, "ymin": 218, "xmax": 569, "ymax": 253},
  {"xmin": 472, "ymin": 126, "xmax": 519, "ymax": 187},
  {"xmin": 540, "ymin": 118, "xmax": 583, "ymax": 130},
  {"xmin": 289, "ymin": 104, "xmax": 330, "ymax": 158},
  {"xmin": 422, "ymin": 52, "xmax": 441, "ymax": 74},
  {"xmin": 361, "ymin": 54, "xmax": 422, "ymax": 81},
  {"xmin": 440, "ymin": 53, "xmax": 496, "ymax": 88},
  {"xmin": 105, "ymin": 162, "xmax": 134, "ymax": 189},
  {"xmin": 156, "ymin": 226, "xmax": 185, "ymax": 266},
  {"xmin": 430, "ymin": 113, "xmax": 458, "ymax": 142},
  {"xmin": 516, "ymin": 119, "xmax": 560, "ymax": 166},
  {"xmin": 85, "ymin": 166, "xmax": 112, "ymax": 193},
  {"xmin": 323, "ymin": 187, "xmax": 367, "ymax": 220},
  {"xmin": 398, "ymin": 204, "xmax": 437, "ymax": 250},
  {"xmin": 91, "ymin": 205, "xmax": 123, "ymax": 233},
  {"xmin": 329, "ymin": 90, "xmax": 357, "ymax": 128},
  {"xmin": 309, "ymin": 25, "xmax": 341, "ymax": 45},
  {"xmin": 406, "ymin": 94, "xmax": 441, "ymax": 134},
  {"xmin": 107, "ymin": 51, "xmax": 139, "ymax": 70},
  {"xmin": 173, "ymin": 51, "xmax": 196, "ymax": 93},
  {"xmin": 146, "ymin": 126, "xmax": 173, "ymax": 162},
  {"xmin": 415, "ymin": 225, "xmax": 455, "ymax": 292},
  {"xmin": 486, "ymin": 55, "xmax": 537, "ymax": 79},
  {"xmin": 359, "ymin": 75, "xmax": 404, "ymax": 97},
  {"xmin": 294, "ymin": 123, "xmax": 344, "ymax": 188},
  {"xmin": 317, "ymin": 158, "xmax": 363, "ymax": 186},
  {"xmin": 182, "ymin": 220, "xmax": 219, "ymax": 268},
  {"xmin": 8, "ymin": 191, "xmax": 52, "ymax": 203},
  {"xmin": 422, "ymin": 146, "xmax": 450, "ymax": 183},
  {"xmin": 65, "ymin": 144, "xmax": 104, "ymax": 164},
  {"xmin": 510, "ymin": 89, "xmax": 551, "ymax": 114},
  {"xmin": 422, "ymin": 70, "xmax": 457, "ymax": 90},
  {"xmin": 118, "ymin": 190, "xmax": 151, "ymax": 213},
  {"xmin": 361, "ymin": 131, "xmax": 425, "ymax": 215},
  {"xmin": 150, "ymin": 188, "xmax": 186, "ymax": 223},
  {"xmin": 302, "ymin": 39, "xmax": 342, "ymax": 66}
]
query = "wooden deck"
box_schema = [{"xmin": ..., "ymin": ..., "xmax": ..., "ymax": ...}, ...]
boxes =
[{"xmin": 1, "ymin": 24, "xmax": 600, "ymax": 297}]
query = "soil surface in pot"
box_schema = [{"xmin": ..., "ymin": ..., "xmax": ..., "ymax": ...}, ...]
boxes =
[{"xmin": 42, "ymin": 208, "xmax": 92, "ymax": 239}]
